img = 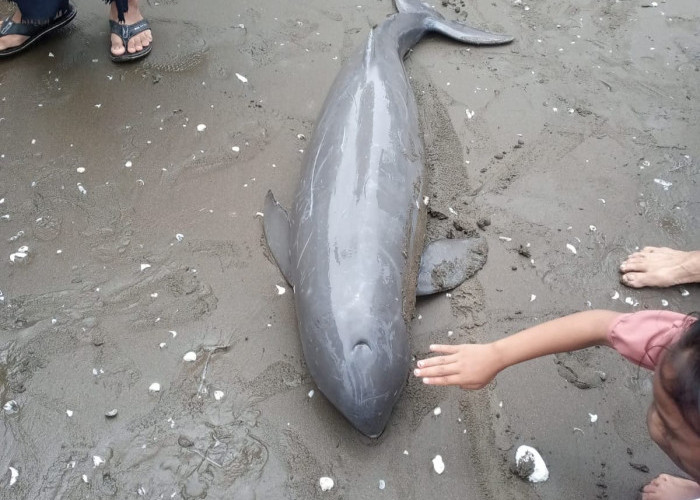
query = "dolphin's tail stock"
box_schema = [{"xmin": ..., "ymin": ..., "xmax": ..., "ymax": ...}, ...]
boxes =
[{"xmin": 394, "ymin": 0, "xmax": 513, "ymax": 45}]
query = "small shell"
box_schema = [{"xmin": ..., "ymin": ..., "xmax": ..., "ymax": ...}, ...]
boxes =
[
  {"xmin": 319, "ymin": 477, "xmax": 334, "ymax": 491},
  {"xmin": 9, "ymin": 467, "xmax": 18, "ymax": 486},
  {"xmin": 214, "ymin": 391, "xmax": 224, "ymax": 401},
  {"xmin": 276, "ymin": 285, "xmax": 286, "ymax": 295},
  {"xmin": 566, "ymin": 243, "xmax": 577, "ymax": 254},
  {"xmin": 432, "ymin": 455, "xmax": 445, "ymax": 474},
  {"xmin": 236, "ymin": 73, "xmax": 248, "ymax": 83},
  {"xmin": 433, "ymin": 407, "xmax": 441, "ymax": 416},
  {"xmin": 148, "ymin": 383, "xmax": 161, "ymax": 393},
  {"xmin": 589, "ymin": 413, "xmax": 598, "ymax": 423},
  {"xmin": 93, "ymin": 456, "xmax": 105, "ymax": 467},
  {"xmin": 183, "ymin": 351, "xmax": 197, "ymax": 362},
  {"xmin": 66, "ymin": 410, "xmax": 73, "ymax": 417},
  {"xmin": 105, "ymin": 409, "xmax": 118, "ymax": 418},
  {"xmin": 140, "ymin": 264, "xmax": 151, "ymax": 271}
]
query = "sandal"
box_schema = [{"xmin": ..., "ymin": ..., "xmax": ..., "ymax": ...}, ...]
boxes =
[
  {"xmin": 0, "ymin": 3, "xmax": 77, "ymax": 58},
  {"xmin": 109, "ymin": 18, "xmax": 152, "ymax": 63}
]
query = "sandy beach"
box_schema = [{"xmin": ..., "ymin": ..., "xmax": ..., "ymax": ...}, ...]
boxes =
[{"xmin": 1, "ymin": 0, "xmax": 698, "ymax": 498}]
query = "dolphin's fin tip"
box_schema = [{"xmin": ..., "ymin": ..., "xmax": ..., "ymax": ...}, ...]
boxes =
[
  {"xmin": 416, "ymin": 237, "xmax": 488, "ymax": 296},
  {"xmin": 263, "ymin": 191, "xmax": 294, "ymax": 285}
]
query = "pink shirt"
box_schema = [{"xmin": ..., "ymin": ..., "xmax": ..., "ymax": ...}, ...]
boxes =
[{"xmin": 607, "ymin": 310, "xmax": 695, "ymax": 371}]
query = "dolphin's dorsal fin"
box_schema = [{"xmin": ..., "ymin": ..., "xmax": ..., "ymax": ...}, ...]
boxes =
[
  {"xmin": 263, "ymin": 191, "xmax": 294, "ymax": 285},
  {"xmin": 416, "ymin": 237, "xmax": 488, "ymax": 296}
]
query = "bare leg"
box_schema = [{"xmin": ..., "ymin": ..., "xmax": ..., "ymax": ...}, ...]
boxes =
[
  {"xmin": 109, "ymin": 0, "xmax": 152, "ymax": 57},
  {"xmin": 641, "ymin": 474, "xmax": 700, "ymax": 500},
  {"xmin": 620, "ymin": 247, "xmax": 700, "ymax": 289}
]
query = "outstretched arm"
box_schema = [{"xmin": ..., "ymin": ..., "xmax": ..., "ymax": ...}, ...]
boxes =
[{"xmin": 413, "ymin": 310, "xmax": 622, "ymax": 389}]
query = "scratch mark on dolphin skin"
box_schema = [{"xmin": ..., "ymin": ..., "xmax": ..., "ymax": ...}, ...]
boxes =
[{"xmin": 297, "ymin": 231, "xmax": 314, "ymax": 269}]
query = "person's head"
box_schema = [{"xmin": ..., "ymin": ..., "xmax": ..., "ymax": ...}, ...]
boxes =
[{"xmin": 647, "ymin": 316, "xmax": 700, "ymax": 482}]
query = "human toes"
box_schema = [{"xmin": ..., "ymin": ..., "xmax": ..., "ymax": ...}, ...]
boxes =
[
  {"xmin": 110, "ymin": 33, "xmax": 126, "ymax": 56},
  {"xmin": 127, "ymin": 30, "xmax": 151, "ymax": 54},
  {"xmin": 620, "ymin": 272, "xmax": 647, "ymax": 288}
]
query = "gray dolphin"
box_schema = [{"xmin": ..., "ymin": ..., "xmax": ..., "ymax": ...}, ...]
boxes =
[{"xmin": 263, "ymin": 0, "xmax": 512, "ymax": 437}]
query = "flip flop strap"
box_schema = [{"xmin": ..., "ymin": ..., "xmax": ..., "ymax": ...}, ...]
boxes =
[
  {"xmin": 0, "ymin": 17, "xmax": 42, "ymax": 37},
  {"xmin": 109, "ymin": 19, "xmax": 150, "ymax": 45}
]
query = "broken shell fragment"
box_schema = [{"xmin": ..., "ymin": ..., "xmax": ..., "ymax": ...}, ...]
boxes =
[
  {"xmin": 432, "ymin": 455, "xmax": 445, "ymax": 474},
  {"xmin": 319, "ymin": 477, "xmax": 334, "ymax": 491},
  {"xmin": 515, "ymin": 445, "xmax": 549, "ymax": 483},
  {"xmin": 183, "ymin": 351, "xmax": 197, "ymax": 362},
  {"xmin": 105, "ymin": 409, "xmax": 118, "ymax": 418},
  {"xmin": 148, "ymin": 383, "xmax": 161, "ymax": 393}
]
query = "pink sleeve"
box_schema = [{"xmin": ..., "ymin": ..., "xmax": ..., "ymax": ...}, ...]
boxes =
[{"xmin": 607, "ymin": 310, "xmax": 694, "ymax": 371}]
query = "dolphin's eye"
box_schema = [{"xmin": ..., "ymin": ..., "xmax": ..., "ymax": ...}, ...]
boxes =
[{"xmin": 353, "ymin": 341, "xmax": 371, "ymax": 352}]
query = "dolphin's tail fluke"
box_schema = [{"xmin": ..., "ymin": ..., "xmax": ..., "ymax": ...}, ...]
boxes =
[{"xmin": 394, "ymin": 0, "xmax": 513, "ymax": 45}]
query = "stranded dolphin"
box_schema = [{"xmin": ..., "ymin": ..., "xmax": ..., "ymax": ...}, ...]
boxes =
[{"xmin": 263, "ymin": 0, "xmax": 512, "ymax": 437}]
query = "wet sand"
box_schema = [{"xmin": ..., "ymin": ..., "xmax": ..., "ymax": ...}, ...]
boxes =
[{"xmin": 1, "ymin": 0, "xmax": 699, "ymax": 498}]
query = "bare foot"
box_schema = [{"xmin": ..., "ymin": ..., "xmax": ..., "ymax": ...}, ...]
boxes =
[
  {"xmin": 0, "ymin": 11, "xmax": 29, "ymax": 51},
  {"xmin": 109, "ymin": 0, "xmax": 152, "ymax": 58},
  {"xmin": 620, "ymin": 247, "xmax": 700, "ymax": 289},
  {"xmin": 641, "ymin": 474, "xmax": 700, "ymax": 500}
]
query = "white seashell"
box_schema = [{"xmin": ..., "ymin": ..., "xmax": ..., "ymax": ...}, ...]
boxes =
[
  {"xmin": 466, "ymin": 109, "xmax": 475, "ymax": 119},
  {"xmin": 499, "ymin": 236, "xmax": 512, "ymax": 242},
  {"xmin": 530, "ymin": 294, "xmax": 536, "ymax": 302},
  {"xmin": 9, "ymin": 467, "xmax": 18, "ymax": 486},
  {"xmin": 93, "ymin": 456, "xmax": 105, "ymax": 467},
  {"xmin": 680, "ymin": 288, "xmax": 690, "ymax": 297},
  {"xmin": 276, "ymin": 285, "xmax": 286, "ymax": 295},
  {"xmin": 378, "ymin": 479, "xmax": 386, "ymax": 490},
  {"xmin": 159, "ymin": 342, "xmax": 167, "ymax": 348},
  {"xmin": 140, "ymin": 264, "xmax": 151, "ymax": 271},
  {"xmin": 197, "ymin": 124, "xmax": 206, "ymax": 132},
  {"xmin": 125, "ymin": 161, "xmax": 133, "ymax": 168},
  {"xmin": 611, "ymin": 291, "xmax": 619, "ymax": 300},
  {"xmin": 169, "ymin": 330, "xmax": 177, "ymax": 337},
  {"xmin": 3, "ymin": 400, "xmax": 19, "ymax": 414},
  {"xmin": 589, "ymin": 413, "xmax": 598, "ymax": 423},
  {"xmin": 625, "ymin": 297, "xmax": 635, "ymax": 306},
  {"xmin": 515, "ymin": 445, "xmax": 549, "ymax": 482},
  {"xmin": 403, "ymin": 450, "xmax": 409, "ymax": 455},
  {"xmin": 423, "ymin": 196, "xmax": 430, "ymax": 206},
  {"xmin": 319, "ymin": 477, "xmax": 334, "ymax": 491},
  {"xmin": 432, "ymin": 455, "xmax": 445, "ymax": 474},
  {"xmin": 82, "ymin": 474, "xmax": 89, "ymax": 483},
  {"xmin": 236, "ymin": 73, "xmax": 248, "ymax": 83},
  {"xmin": 433, "ymin": 407, "xmax": 441, "ymax": 416},
  {"xmin": 566, "ymin": 243, "xmax": 577, "ymax": 254},
  {"xmin": 183, "ymin": 352, "xmax": 197, "ymax": 362},
  {"xmin": 150, "ymin": 293, "xmax": 158, "ymax": 298},
  {"xmin": 232, "ymin": 146, "xmax": 240, "ymax": 152},
  {"xmin": 149, "ymin": 383, "xmax": 161, "ymax": 392},
  {"xmin": 661, "ymin": 299, "xmax": 668, "ymax": 307},
  {"xmin": 66, "ymin": 410, "xmax": 73, "ymax": 417},
  {"xmin": 653, "ymin": 178, "xmax": 672, "ymax": 190},
  {"xmin": 77, "ymin": 167, "xmax": 85, "ymax": 173},
  {"xmin": 176, "ymin": 233, "xmax": 184, "ymax": 242},
  {"xmin": 214, "ymin": 390, "xmax": 224, "ymax": 401},
  {"xmin": 308, "ymin": 390, "xmax": 315, "ymax": 398},
  {"xmin": 589, "ymin": 225, "xmax": 596, "ymax": 231}
]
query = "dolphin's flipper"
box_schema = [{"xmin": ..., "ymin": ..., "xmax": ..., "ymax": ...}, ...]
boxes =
[
  {"xmin": 263, "ymin": 190, "xmax": 294, "ymax": 285},
  {"xmin": 426, "ymin": 17, "xmax": 513, "ymax": 45},
  {"xmin": 416, "ymin": 237, "xmax": 488, "ymax": 296},
  {"xmin": 394, "ymin": 0, "xmax": 513, "ymax": 46}
]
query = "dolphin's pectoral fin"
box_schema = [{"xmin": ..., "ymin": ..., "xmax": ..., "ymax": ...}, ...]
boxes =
[
  {"xmin": 426, "ymin": 17, "xmax": 513, "ymax": 46},
  {"xmin": 263, "ymin": 190, "xmax": 294, "ymax": 285},
  {"xmin": 416, "ymin": 236, "xmax": 488, "ymax": 296}
]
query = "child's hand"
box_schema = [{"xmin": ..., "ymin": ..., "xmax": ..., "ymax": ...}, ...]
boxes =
[{"xmin": 413, "ymin": 343, "xmax": 502, "ymax": 390}]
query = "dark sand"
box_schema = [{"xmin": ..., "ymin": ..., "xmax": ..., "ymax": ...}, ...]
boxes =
[{"xmin": 1, "ymin": 0, "xmax": 699, "ymax": 498}]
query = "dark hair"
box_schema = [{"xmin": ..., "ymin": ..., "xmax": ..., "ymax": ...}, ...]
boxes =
[{"xmin": 659, "ymin": 314, "xmax": 700, "ymax": 436}]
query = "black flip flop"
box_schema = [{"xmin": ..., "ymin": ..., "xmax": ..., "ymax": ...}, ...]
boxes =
[
  {"xmin": 109, "ymin": 19, "xmax": 152, "ymax": 63},
  {"xmin": 0, "ymin": 3, "xmax": 77, "ymax": 58}
]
